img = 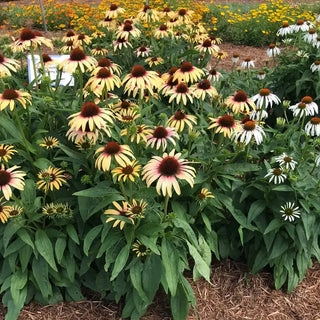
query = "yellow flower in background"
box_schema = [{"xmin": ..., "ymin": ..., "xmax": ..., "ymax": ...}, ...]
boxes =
[
  {"xmin": 39, "ymin": 137, "xmax": 59, "ymax": 149},
  {"xmin": 0, "ymin": 145, "xmax": 17, "ymax": 162},
  {"xmin": 37, "ymin": 167, "xmax": 67, "ymax": 192}
]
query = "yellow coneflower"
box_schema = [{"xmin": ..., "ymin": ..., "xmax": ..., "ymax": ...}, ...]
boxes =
[
  {"xmin": 7, "ymin": 204, "xmax": 23, "ymax": 218},
  {"xmin": 75, "ymin": 139, "xmax": 95, "ymax": 150},
  {"xmin": 121, "ymin": 124, "xmax": 153, "ymax": 144},
  {"xmin": 145, "ymin": 57, "xmax": 164, "ymax": 67},
  {"xmin": 146, "ymin": 126, "xmax": 179, "ymax": 151},
  {"xmin": 112, "ymin": 100, "xmax": 136, "ymax": 115},
  {"xmin": 85, "ymin": 67, "xmax": 121, "ymax": 92},
  {"xmin": 137, "ymin": 5, "xmax": 159, "ymax": 23},
  {"xmin": 168, "ymin": 82, "xmax": 194, "ymax": 105},
  {"xmin": 116, "ymin": 109, "xmax": 140, "ymax": 124},
  {"xmin": 159, "ymin": 7, "xmax": 176, "ymax": 19},
  {"xmin": 37, "ymin": 167, "xmax": 67, "ymax": 192},
  {"xmin": 91, "ymin": 58, "xmax": 122, "ymax": 76},
  {"xmin": 0, "ymin": 145, "xmax": 17, "ymax": 162},
  {"xmin": 195, "ymin": 39, "xmax": 219, "ymax": 55},
  {"xmin": 92, "ymin": 31, "xmax": 106, "ymax": 39},
  {"xmin": 0, "ymin": 53, "xmax": 19, "ymax": 76},
  {"xmin": 95, "ymin": 141, "xmax": 135, "ymax": 172},
  {"xmin": 160, "ymin": 75, "xmax": 179, "ymax": 96},
  {"xmin": 225, "ymin": 90, "xmax": 256, "ymax": 114},
  {"xmin": 142, "ymin": 150, "xmax": 196, "ymax": 197},
  {"xmin": 99, "ymin": 17, "xmax": 117, "ymax": 31},
  {"xmin": 176, "ymin": 8, "xmax": 194, "ymax": 24},
  {"xmin": 113, "ymin": 36, "xmax": 133, "ymax": 51},
  {"xmin": 68, "ymin": 102, "xmax": 114, "ymax": 132},
  {"xmin": 193, "ymin": 79, "xmax": 218, "ymax": 100},
  {"xmin": 129, "ymin": 199, "xmax": 147, "ymax": 218},
  {"xmin": 136, "ymin": 46, "xmax": 151, "ymax": 58},
  {"xmin": 0, "ymin": 89, "xmax": 31, "ymax": 111},
  {"xmin": 39, "ymin": 137, "xmax": 59, "ymax": 149},
  {"xmin": 208, "ymin": 115, "xmax": 239, "ymax": 138},
  {"xmin": 167, "ymin": 110, "xmax": 197, "ymax": 132},
  {"xmin": 213, "ymin": 51, "xmax": 228, "ymax": 60},
  {"xmin": 91, "ymin": 46, "xmax": 108, "ymax": 56},
  {"xmin": 62, "ymin": 30, "xmax": 77, "ymax": 42},
  {"xmin": 197, "ymin": 188, "xmax": 214, "ymax": 200},
  {"xmin": 161, "ymin": 67, "xmax": 178, "ymax": 82},
  {"xmin": 173, "ymin": 61, "xmax": 204, "ymax": 84},
  {"xmin": 0, "ymin": 165, "xmax": 26, "ymax": 200},
  {"xmin": 0, "ymin": 196, "xmax": 10, "ymax": 223},
  {"xmin": 209, "ymin": 35, "xmax": 222, "ymax": 44},
  {"xmin": 132, "ymin": 240, "xmax": 150, "ymax": 257},
  {"xmin": 104, "ymin": 201, "xmax": 134, "ymax": 230},
  {"xmin": 66, "ymin": 123, "xmax": 109, "ymax": 143},
  {"xmin": 116, "ymin": 22, "xmax": 141, "ymax": 41},
  {"xmin": 105, "ymin": 3, "xmax": 125, "ymax": 19},
  {"xmin": 59, "ymin": 48, "xmax": 97, "ymax": 73},
  {"xmin": 154, "ymin": 24, "xmax": 172, "ymax": 39},
  {"xmin": 74, "ymin": 33, "xmax": 92, "ymax": 47},
  {"xmin": 60, "ymin": 40, "xmax": 77, "ymax": 54},
  {"xmin": 111, "ymin": 160, "xmax": 141, "ymax": 182}
]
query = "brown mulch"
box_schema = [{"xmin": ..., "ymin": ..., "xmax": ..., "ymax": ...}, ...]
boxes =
[{"xmin": 0, "ymin": 260, "xmax": 320, "ymax": 319}]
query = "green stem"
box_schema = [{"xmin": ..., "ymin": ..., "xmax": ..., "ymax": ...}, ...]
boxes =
[
  {"xmin": 164, "ymin": 194, "xmax": 170, "ymax": 217},
  {"xmin": 119, "ymin": 180, "xmax": 129, "ymax": 202},
  {"xmin": 297, "ymin": 113, "xmax": 306, "ymax": 146},
  {"xmin": 30, "ymin": 46, "xmax": 39, "ymax": 90},
  {"xmin": 78, "ymin": 66, "xmax": 84, "ymax": 106},
  {"xmin": 37, "ymin": 46, "xmax": 46, "ymax": 77},
  {"xmin": 129, "ymin": 181, "xmax": 133, "ymax": 203}
]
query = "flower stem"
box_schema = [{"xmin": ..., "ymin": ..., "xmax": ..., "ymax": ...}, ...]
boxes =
[
  {"xmin": 164, "ymin": 194, "xmax": 170, "ymax": 217},
  {"xmin": 30, "ymin": 46, "xmax": 39, "ymax": 91},
  {"xmin": 119, "ymin": 180, "xmax": 129, "ymax": 202}
]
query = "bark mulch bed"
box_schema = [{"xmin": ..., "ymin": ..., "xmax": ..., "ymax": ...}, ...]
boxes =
[{"xmin": 1, "ymin": 260, "xmax": 320, "ymax": 319}]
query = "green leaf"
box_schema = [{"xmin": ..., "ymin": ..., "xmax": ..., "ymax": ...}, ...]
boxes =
[
  {"xmin": 58, "ymin": 144, "xmax": 87, "ymax": 167},
  {"xmin": 33, "ymin": 158, "xmax": 55, "ymax": 170},
  {"xmin": 247, "ymin": 199, "xmax": 266, "ymax": 223},
  {"xmin": 193, "ymin": 235, "xmax": 212, "ymax": 281},
  {"xmin": 32, "ymin": 257, "xmax": 52, "ymax": 299},
  {"xmin": 264, "ymin": 219, "xmax": 283, "ymax": 234},
  {"xmin": 55, "ymin": 237, "xmax": 67, "ymax": 264},
  {"xmin": 35, "ymin": 230, "xmax": 57, "ymax": 271},
  {"xmin": 65, "ymin": 283, "xmax": 84, "ymax": 301},
  {"xmin": 136, "ymin": 234, "xmax": 160, "ymax": 255},
  {"xmin": 73, "ymin": 181, "xmax": 119, "ymax": 197},
  {"xmin": 187, "ymin": 241, "xmax": 210, "ymax": 282},
  {"xmin": 17, "ymin": 229, "xmax": 34, "ymax": 250},
  {"xmin": 0, "ymin": 115, "xmax": 23, "ymax": 143},
  {"xmin": 3, "ymin": 222, "xmax": 21, "ymax": 249},
  {"xmin": 110, "ymin": 243, "xmax": 131, "ymax": 281},
  {"xmin": 83, "ymin": 225, "xmax": 102, "ymax": 256},
  {"xmin": 161, "ymin": 238, "xmax": 179, "ymax": 296},
  {"xmin": 142, "ymin": 255, "xmax": 162, "ymax": 304},
  {"xmin": 251, "ymin": 248, "xmax": 269, "ymax": 273},
  {"xmin": 171, "ymin": 283, "xmax": 190, "ymax": 320},
  {"xmin": 19, "ymin": 245, "xmax": 33, "ymax": 273},
  {"xmin": 173, "ymin": 218, "xmax": 199, "ymax": 248},
  {"xmin": 272, "ymin": 185, "xmax": 293, "ymax": 192},
  {"xmin": 10, "ymin": 271, "xmax": 28, "ymax": 307},
  {"xmin": 20, "ymin": 179, "xmax": 36, "ymax": 207},
  {"xmin": 238, "ymin": 226, "xmax": 244, "ymax": 246},
  {"xmin": 66, "ymin": 224, "xmax": 79, "ymax": 244},
  {"xmin": 269, "ymin": 234, "xmax": 289, "ymax": 260},
  {"xmin": 130, "ymin": 260, "xmax": 148, "ymax": 302}
]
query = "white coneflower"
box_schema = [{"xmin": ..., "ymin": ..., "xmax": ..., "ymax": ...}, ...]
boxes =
[
  {"xmin": 251, "ymin": 89, "xmax": 281, "ymax": 109},
  {"xmin": 303, "ymin": 28, "xmax": 317, "ymax": 43},
  {"xmin": 289, "ymin": 96, "xmax": 318, "ymax": 118},
  {"xmin": 241, "ymin": 57, "xmax": 255, "ymax": 69},
  {"xmin": 292, "ymin": 19, "xmax": 310, "ymax": 32},
  {"xmin": 257, "ymin": 71, "xmax": 266, "ymax": 80},
  {"xmin": 310, "ymin": 60, "xmax": 320, "ymax": 73},
  {"xmin": 280, "ymin": 202, "xmax": 301, "ymax": 222},
  {"xmin": 232, "ymin": 53, "xmax": 239, "ymax": 63},
  {"xmin": 265, "ymin": 168, "xmax": 287, "ymax": 184},
  {"xmin": 206, "ymin": 68, "xmax": 222, "ymax": 82},
  {"xmin": 233, "ymin": 120, "xmax": 265, "ymax": 145},
  {"xmin": 313, "ymin": 37, "xmax": 320, "ymax": 49},
  {"xmin": 277, "ymin": 21, "xmax": 293, "ymax": 36},
  {"xmin": 249, "ymin": 109, "xmax": 268, "ymax": 121},
  {"xmin": 274, "ymin": 153, "xmax": 297, "ymax": 170},
  {"xmin": 316, "ymin": 154, "xmax": 320, "ymax": 166},
  {"xmin": 267, "ymin": 44, "xmax": 281, "ymax": 57},
  {"xmin": 305, "ymin": 117, "xmax": 320, "ymax": 136}
]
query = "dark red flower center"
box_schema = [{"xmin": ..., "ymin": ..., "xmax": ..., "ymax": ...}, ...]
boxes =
[
  {"xmin": 116, "ymin": 37, "xmax": 126, "ymax": 43},
  {"xmin": 143, "ymin": 5, "xmax": 151, "ymax": 12},
  {"xmin": 80, "ymin": 102, "xmax": 100, "ymax": 117},
  {"xmin": 139, "ymin": 46, "xmax": 147, "ymax": 52},
  {"xmin": 244, "ymin": 57, "xmax": 251, "ymax": 62},
  {"xmin": 301, "ymin": 96, "xmax": 313, "ymax": 104},
  {"xmin": 167, "ymin": 76, "xmax": 179, "ymax": 87},
  {"xmin": 104, "ymin": 141, "xmax": 121, "ymax": 154},
  {"xmin": 0, "ymin": 54, "xmax": 4, "ymax": 63},
  {"xmin": 42, "ymin": 54, "xmax": 52, "ymax": 63},
  {"xmin": 104, "ymin": 17, "xmax": 113, "ymax": 22},
  {"xmin": 78, "ymin": 34, "xmax": 85, "ymax": 40},
  {"xmin": 98, "ymin": 58, "xmax": 111, "ymax": 67},
  {"xmin": 178, "ymin": 9, "xmax": 187, "ymax": 16},
  {"xmin": 315, "ymin": 61, "xmax": 320, "ymax": 65},
  {"xmin": 243, "ymin": 121, "xmax": 256, "ymax": 131},
  {"xmin": 70, "ymin": 48, "xmax": 86, "ymax": 61},
  {"xmin": 66, "ymin": 30, "xmax": 75, "ymax": 37},
  {"xmin": 122, "ymin": 115, "xmax": 134, "ymax": 121},
  {"xmin": 309, "ymin": 29, "xmax": 316, "ymax": 34},
  {"xmin": 282, "ymin": 22, "xmax": 290, "ymax": 28},
  {"xmin": 311, "ymin": 117, "xmax": 320, "ymax": 125},
  {"xmin": 203, "ymin": 39, "xmax": 212, "ymax": 47},
  {"xmin": 273, "ymin": 168, "xmax": 283, "ymax": 175},
  {"xmin": 168, "ymin": 67, "xmax": 178, "ymax": 75},
  {"xmin": 97, "ymin": 67, "xmax": 112, "ymax": 78},
  {"xmin": 170, "ymin": 18, "xmax": 178, "ymax": 23},
  {"xmin": 174, "ymin": 110, "xmax": 186, "ymax": 120},
  {"xmin": 94, "ymin": 46, "xmax": 103, "ymax": 51},
  {"xmin": 180, "ymin": 61, "xmax": 193, "ymax": 72},
  {"xmin": 153, "ymin": 126, "xmax": 168, "ymax": 138},
  {"xmin": 284, "ymin": 156, "xmax": 292, "ymax": 163},
  {"xmin": 241, "ymin": 116, "xmax": 251, "ymax": 124},
  {"xmin": 0, "ymin": 148, "xmax": 7, "ymax": 157},
  {"xmin": 258, "ymin": 71, "xmax": 265, "ymax": 75},
  {"xmin": 122, "ymin": 165, "xmax": 133, "ymax": 174},
  {"xmin": 269, "ymin": 44, "xmax": 275, "ymax": 49},
  {"xmin": 210, "ymin": 35, "xmax": 217, "ymax": 41},
  {"xmin": 197, "ymin": 80, "xmax": 211, "ymax": 90},
  {"xmin": 20, "ymin": 28, "xmax": 35, "ymax": 41},
  {"xmin": 159, "ymin": 24, "xmax": 168, "ymax": 31},
  {"xmin": 159, "ymin": 156, "xmax": 180, "ymax": 176},
  {"xmin": 66, "ymin": 40, "xmax": 73, "ymax": 46},
  {"xmin": 209, "ymin": 68, "xmax": 217, "ymax": 75},
  {"xmin": 218, "ymin": 115, "xmax": 235, "ymax": 128},
  {"xmin": 176, "ymin": 83, "xmax": 189, "ymax": 93},
  {"xmin": 259, "ymin": 88, "xmax": 270, "ymax": 96},
  {"xmin": 110, "ymin": 4, "xmax": 118, "ymax": 10},
  {"xmin": 298, "ymin": 102, "xmax": 306, "ymax": 109},
  {"xmin": 3, "ymin": 89, "xmax": 19, "ymax": 100},
  {"xmin": 151, "ymin": 57, "xmax": 158, "ymax": 62},
  {"xmin": 0, "ymin": 170, "xmax": 11, "ymax": 186},
  {"xmin": 296, "ymin": 19, "xmax": 304, "ymax": 26},
  {"xmin": 234, "ymin": 90, "xmax": 248, "ymax": 102},
  {"xmin": 163, "ymin": 7, "xmax": 171, "ymax": 12},
  {"xmin": 131, "ymin": 65, "xmax": 146, "ymax": 77},
  {"xmin": 131, "ymin": 205, "xmax": 142, "ymax": 215},
  {"xmin": 233, "ymin": 53, "xmax": 239, "ymax": 58},
  {"xmin": 120, "ymin": 101, "xmax": 131, "ymax": 109},
  {"xmin": 123, "ymin": 23, "xmax": 133, "ymax": 32}
]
